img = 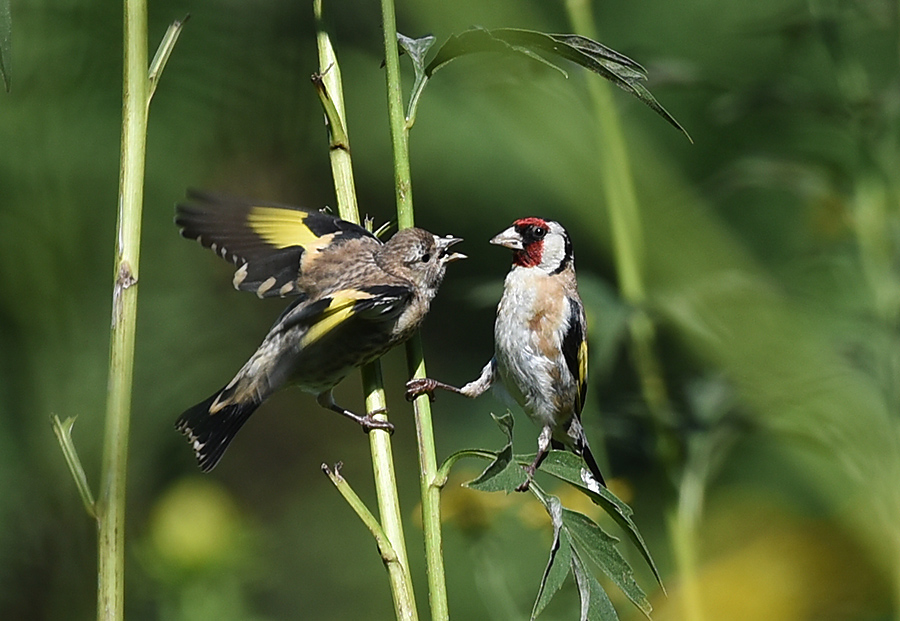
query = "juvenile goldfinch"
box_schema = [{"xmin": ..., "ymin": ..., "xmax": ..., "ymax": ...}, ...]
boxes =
[
  {"xmin": 176, "ymin": 191, "xmax": 465, "ymax": 471},
  {"xmin": 407, "ymin": 217, "xmax": 604, "ymax": 491}
]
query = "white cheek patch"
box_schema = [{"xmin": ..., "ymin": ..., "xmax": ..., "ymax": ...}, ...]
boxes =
[{"xmin": 541, "ymin": 234, "xmax": 567, "ymax": 270}]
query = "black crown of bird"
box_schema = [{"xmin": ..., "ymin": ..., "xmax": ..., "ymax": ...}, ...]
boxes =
[
  {"xmin": 174, "ymin": 190, "xmax": 465, "ymax": 472},
  {"xmin": 407, "ymin": 216, "xmax": 606, "ymax": 492}
]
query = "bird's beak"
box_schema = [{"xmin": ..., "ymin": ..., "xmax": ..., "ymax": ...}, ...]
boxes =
[
  {"xmin": 435, "ymin": 235, "xmax": 466, "ymax": 263},
  {"xmin": 489, "ymin": 227, "xmax": 523, "ymax": 250}
]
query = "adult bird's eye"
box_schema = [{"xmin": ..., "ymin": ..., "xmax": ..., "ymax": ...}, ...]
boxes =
[
  {"xmin": 421, "ymin": 253, "xmax": 431, "ymax": 263},
  {"xmin": 532, "ymin": 226, "xmax": 546, "ymax": 238}
]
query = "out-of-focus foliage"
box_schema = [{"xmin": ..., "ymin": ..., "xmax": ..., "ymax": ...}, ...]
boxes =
[{"xmin": 2, "ymin": 0, "xmax": 899, "ymax": 619}]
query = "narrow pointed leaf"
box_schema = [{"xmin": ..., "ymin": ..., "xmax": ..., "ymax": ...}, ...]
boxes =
[
  {"xmin": 532, "ymin": 496, "xmax": 573, "ymax": 619},
  {"xmin": 563, "ymin": 509, "xmax": 651, "ymax": 616},
  {"xmin": 571, "ymin": 552, "xmax": 619, "ymax": 621},
  {"xmin": 148, "ymin": 16, "xmax": 187, "ymax": 103},
  {"xmin": 51, "ymin": 415, "xmax": 96, "ymax": 517},
  {"xmin": 537, "ymin": 451, "xmax": 663, "ymax": 588},
  {"xmin": 424, "ymin": 27, "xmax": 689, "ymax": 140}
]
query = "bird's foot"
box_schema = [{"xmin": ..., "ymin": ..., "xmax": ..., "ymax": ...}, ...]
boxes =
[
  {"xmin": 405, "ymin": 378, "xmax": 439, "ymax": 401},
  {"xmin": 515, "ymin": 465, "xmax": 537, "ymax": 493},
  {"xmin": 360, "ymin": 408, "xmax": 394, "ymax": 434}
]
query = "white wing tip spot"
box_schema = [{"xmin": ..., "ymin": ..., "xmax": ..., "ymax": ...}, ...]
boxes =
[
  {"xmin": 257, "ymin": 276, "xmax": 276, "ymax": 297},
  {"xmin": 233, "ymin": 263, "xmax": 249, "ymax": 289}
]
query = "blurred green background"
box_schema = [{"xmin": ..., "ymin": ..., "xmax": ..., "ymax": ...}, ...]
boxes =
[{"xmin": 3, "ymin": 0, "xmax": 900, "ymax": 619}]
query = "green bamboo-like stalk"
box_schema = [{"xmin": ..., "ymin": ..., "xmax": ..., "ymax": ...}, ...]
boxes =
[
  {"xmin": 313, "ymin": 2, "xmax": 418, "ymax": 618},
  {"xmin": 323, "ymin": 462, "xmax": 417, "ymax": 620},
  {"xmin": 97, "ymin": 0, "xmax": 148, "ymax": 618},
  {"xmin": 379, "ymin": 0, "xmax": 449, "ymax": 618},
  {"xmin": 564, "ymin": 0, "xmax": 700, "ymax": 618}
]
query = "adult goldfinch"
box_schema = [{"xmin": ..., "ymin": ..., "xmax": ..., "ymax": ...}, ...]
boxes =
[
  {"xmin": 176, "ymin": 191, "xmax": 465, "ymax": 471},
  {"xmin": 407, "ymin": 217, "xmax": 604, "ymax": 491}
]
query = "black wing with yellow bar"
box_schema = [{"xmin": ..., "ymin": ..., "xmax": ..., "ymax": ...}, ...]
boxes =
[
  {"xmin": 561, "ymin": 297, "xmax": 588, "ymax": 416},
  {"xmin": 176, "ymin": 190, "xmax": 378, "ymax": 298},
  {"xmin": 276, "ymin": 285, "xmax": 413, "ymax": 344}
]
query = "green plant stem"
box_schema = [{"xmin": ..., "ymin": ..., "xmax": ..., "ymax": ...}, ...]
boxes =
[
  {"xmin": 668, "ymin": 509, "xmax": 705, "ymax": 621},
  {"xmin": 314, "ymin": 3, "xmax": 418, "ymax": 619},
  {"xmin": 405, "ymin": 337, "xmax": 447, "ymax": 620},
  {"xmin": 380, "ymin": 0, "xmax": 414, "ymax": 224},
  {"xmin": 563, "ymin": 0, "xmax": 678, "ymax": 475},
  {"xmin": 379, "ymin": 0, "xmax": 449, "ymax": 618},
  {"xmin": 98, "ymin": 0, "xmax": 148, "ymax": 618},
  {"xmin": 565, "ymin": 0, "xmax": 701, "ymax": 616},
  {"xmin": 322, "ymin": 463, "xmax": 417, "ymax": 619}
]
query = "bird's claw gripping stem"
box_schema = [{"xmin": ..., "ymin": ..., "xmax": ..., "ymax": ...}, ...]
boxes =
[
  {"xmin": 405, "ymin": 378, "xmax": 439, "ymax": 402},
  {"xmin": 361, "ymin": 408, "xmax": 394, "ymax": 434}
]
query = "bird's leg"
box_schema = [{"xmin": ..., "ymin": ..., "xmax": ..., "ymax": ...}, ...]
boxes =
[
  {"xmin": 405, "ymin": 378, "xmax": 461, "ymax": 401},
  {"xmin": 406, "ymin": 359, "xmax": 496, "ymax": 401},
  {"xmin": 516, "ymin": 425, "xmax": 553, "ymax": 492},
  {"xmin": 316, "ymin": 390, "xmax": 395, "ymax": 434}
]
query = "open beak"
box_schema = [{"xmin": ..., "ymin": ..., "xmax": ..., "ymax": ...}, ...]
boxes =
[
  {"xmin": 489, "ymin": 227, "xmax": 524, "ymax": 250},
  {"xmin": 435, "ymin": 235, "xmax": 466, "ymax": 263}
]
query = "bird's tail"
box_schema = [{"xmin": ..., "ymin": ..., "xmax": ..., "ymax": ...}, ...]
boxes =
[
  {"xmin": 571, "ymin": 433, "xmax": 606, "ymax": 489},
  {"xmin": 175, "ymin": 389, "xmax": 262, "ymax": 472}
]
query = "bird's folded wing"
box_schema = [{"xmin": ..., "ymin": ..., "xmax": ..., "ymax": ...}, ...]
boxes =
[
  {"xmin": 276, "ymin": 285, "xmax": 413, "ymax": 347},
  {"xmin": 176, "ymin": 190, "xmax": 378, "ymax": 298},
  {"xmin": 561, "ymin": 298, "xmax": 589, "ymax": 416}
]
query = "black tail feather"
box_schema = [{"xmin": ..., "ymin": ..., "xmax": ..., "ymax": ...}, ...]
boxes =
[
  {"xmin": 580, "ymin": 441, "xmax": 607, "ymax": 488},
  {"xmin": 562, "ymin": 435, "xmax": 607, "ymax": 489},
  {"xmin": 175, "ymin": 390, "xmax": 261, "ymax": 472}
]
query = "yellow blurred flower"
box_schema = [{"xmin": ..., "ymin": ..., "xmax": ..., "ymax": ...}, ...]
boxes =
[{"xmin": 148, "ymin": 477, "xmax": 242, "ymax": 570}]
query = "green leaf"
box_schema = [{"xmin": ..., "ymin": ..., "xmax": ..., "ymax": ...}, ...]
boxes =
[
  {"xmin": 466, "ymin": 411, "xmax": 529, "ymax": 492},
  {"xmin": 397, "ymin": 32, "xmax": 436, "ymax": 127},
  {"xmin": 532, "ymin": 496, "xmax": 573, "ymax": 619},
  {"xmin": 423, "ymin": 27, "xmax": 690, "ymax": 140},
  {"xmin": 51, "ymin": 414, "xmax": 96, "ymax": 518},
  {"xmin": 492, "ymin": 410, "xmax": 516, "ymax": 444},
  {"xmin": 563, "ymin": 509, "xmax": 651, "ymax": 617},
  {"xmin": 148, "ymin": 16, "xmax": 188, "ymax": 103},
  {"xmin": 0, "ymin": 0, "xmax": 10, "ymax": 92},
  {"xmin": 466, "ymin": 449, "xmax": 527, "ymax": 492},
  {"xmin": 537, "ymin": 451, "xmax": 663, "ymax": 589},
  {"xmin": 397, "ymin": 32, "xmax": 436, "ymax": 71},
  {"xmin": 571, "ymin": 551, "xmax": 619, "ymax": 621},
  {"xmin": 426, "ymin": 27, "xmax": 568, "ymax": 79}
]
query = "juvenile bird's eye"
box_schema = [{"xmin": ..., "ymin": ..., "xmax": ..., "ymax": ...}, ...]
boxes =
[{"xmin": 421, "ymin": 253, "xmax": 431, "ymax": 263}]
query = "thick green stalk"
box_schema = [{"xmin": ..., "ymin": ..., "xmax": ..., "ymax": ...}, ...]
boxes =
[
  {"xmin": 563, "ymin": 0, "xmax": 679, "ymax": 476},
  {"xmin": 565, "ymin": 0, "xmax": 699, "ymax": 617},
  {"xmin": 323, "ymin": 462, "xmax": 417, "ymax": 620},
  {"xmin": 98, "ymin": 0, "xmax": 148, "ymax": 618},
  {"xmin": 379, "ymin": 0, "xmax": 449, "ymax": 618},
  {"xmin": 379, "ymin": 0, "xmax": 414, "ymax": 224},
  {"xmin": 314, "ymin": 2, "xmax": 418, "ymax": 618}
]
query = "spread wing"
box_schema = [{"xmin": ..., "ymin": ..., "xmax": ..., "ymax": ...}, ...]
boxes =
[
  {"xmin": 561, "ymin": 296, "xmax": 588, "ymax": 416},
  {"xmin": 176, "ymin": 190, "xmax": 379, "ymax": 298}
]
